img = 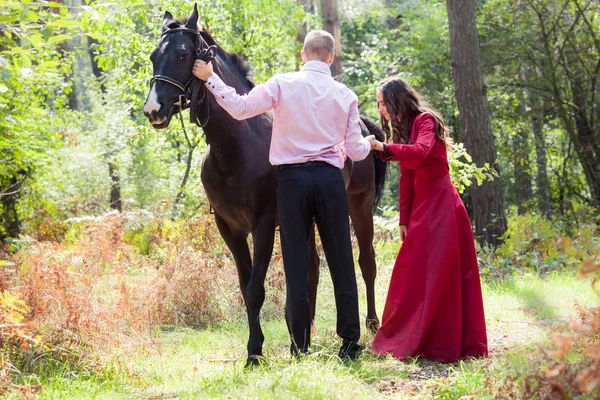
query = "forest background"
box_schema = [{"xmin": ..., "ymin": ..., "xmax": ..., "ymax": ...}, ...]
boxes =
[{"xmin": 0, "ymin": 0, "xmax": 599, "ymax": 398}]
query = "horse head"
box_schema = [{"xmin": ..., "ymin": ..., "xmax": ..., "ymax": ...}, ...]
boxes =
[{"xmin": 143, "ymin": 4, "xmax": 209, "ymax": 129}]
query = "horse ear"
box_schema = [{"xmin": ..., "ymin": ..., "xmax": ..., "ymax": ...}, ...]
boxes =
[
  {"xmin": 162, "ymin": 11, "xmax": 173, "ymax": 30},
  {"xmin": 186, "ymin": 3, "xmax": 199, "ymax": 31}
]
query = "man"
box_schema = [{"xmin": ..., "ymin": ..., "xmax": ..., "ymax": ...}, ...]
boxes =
[{"xmin": 193, "ymin": 30, "xmax": 370, "ymax": 360}]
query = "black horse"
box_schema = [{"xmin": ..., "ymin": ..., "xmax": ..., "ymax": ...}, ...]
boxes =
[{"xmin": 143, "ymin": 4, "xmax": 386, "ymax": 365}]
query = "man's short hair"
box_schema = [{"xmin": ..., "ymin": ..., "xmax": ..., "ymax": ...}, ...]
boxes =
[{"xmin": 303, "ymin": 30, "xmax": 335, "ymax": 61}]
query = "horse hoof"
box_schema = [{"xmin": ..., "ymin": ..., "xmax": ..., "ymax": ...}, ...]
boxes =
[
  {"xmin": 244, "ymin": 355, "xmax": 263, "ymax": 369},
  {"xmin": 366, "ymin": 318, "xmax": 380, "ymax": 333}
]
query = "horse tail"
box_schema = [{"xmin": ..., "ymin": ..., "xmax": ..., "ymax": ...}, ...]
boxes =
[{"xmin": 359, "ymin": 116, "xmax": 387, "ymax": 214}]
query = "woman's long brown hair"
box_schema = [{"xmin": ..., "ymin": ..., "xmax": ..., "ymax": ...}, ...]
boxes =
[{"xmin": 378, "ymin": 77, "xmax": 452, "ymax": 148}]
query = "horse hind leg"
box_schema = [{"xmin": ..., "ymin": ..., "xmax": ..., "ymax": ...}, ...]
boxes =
[
  {"xmin": 307, "ymin": 226, "xmax": 320, "ymax": 337},
  {"xmin": 348, "ymin": 195, "xmax": 380, "ymax": 333}
]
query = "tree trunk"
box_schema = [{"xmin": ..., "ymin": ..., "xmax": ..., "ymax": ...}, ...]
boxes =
[
  {"xmin": 570, "ymin": 74, "xmax": 600, "ymax": 208},
  {"xmin": 108, "ymin": 162, "xmax": 122, "ymax": 212},
  {"xmin": 296, "ymin": 0, "xmax": 314, "ymax": 65},
  {"xmin": 446, "ymin": 0, "xmax": 507, "ymax": 246},
  {"xmin": 65, "ymin": 0, "xmax": 85, "ymax": 110},
  {"xmin": 531, "ymin": 2, "xmax": 600, "ymax": 209},
  {"xmin": 86, "ymin": 36, "xmax": 106, "ymax": 92},
  {"xmin": 513, "ymin": 127, "xmax": 533, "ymax": 214},
  {"xmin": 321, "ymin": 0, "xmax": 343, "ymax": 81},
  {"xmin": 530, "ymin": 102, "xmax": 552, "ymax": 216},
  {"xmin": 81, "ymin": 1, "xmax": 104, "ymax": 92}
]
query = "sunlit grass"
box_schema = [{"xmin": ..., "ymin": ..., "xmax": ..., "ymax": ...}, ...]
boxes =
[{"xmin": 11, "ymin": 268, "xmax": 594, "ymax": 399}]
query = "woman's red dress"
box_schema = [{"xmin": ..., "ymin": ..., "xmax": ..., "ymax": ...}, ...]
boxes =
[{"xmin": 371, "ymin": 112, "xmax": 488, "ymax": 362}]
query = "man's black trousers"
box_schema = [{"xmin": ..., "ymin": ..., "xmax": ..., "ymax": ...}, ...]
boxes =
[{"xmin": 277, "ymin": 162, "xmax": 361, "ymax": 355}]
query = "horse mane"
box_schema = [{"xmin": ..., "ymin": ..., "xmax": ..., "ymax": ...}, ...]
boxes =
[
  {"xmin": 359, "ymin": 117, "xmax": 387, "ymax": 213},
  {"xmin": 163, "ymin": 18, "xmax": 255, "ymax": 89},
  {"xmin": 199, "ymin": 29, "xmax": 255, "ymax": 89}
]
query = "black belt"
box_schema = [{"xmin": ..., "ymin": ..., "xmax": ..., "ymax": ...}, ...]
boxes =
[{"xmin": 278, "ymin": 161, "xmax": 331, "ymax": 170}]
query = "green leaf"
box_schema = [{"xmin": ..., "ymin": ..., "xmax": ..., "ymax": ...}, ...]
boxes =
[
  {"xmin": 81, "ymin": 5, "xmax": 100, "ymax": 19},
  {"xmin": 30, "ymin": 107, "xmax": 47, "ymax": 116},
  {"xmin": 29, "ymin": 33, "xmax": 43, "ymax": 49},
  {"xmin": 42, "ymin": 26, "xmax": 53, "ymax": 41},
  {"xmin": 20, "ymin": 52, "xmax": 32, "ymax": 68},
  {"xmin": 48, "ymin": 34, "xmax": 71, "ymax": 44},
  {"xmin": 0, "ymin": 12, "xmax": 20, "ymax": 23},
  {"xmin": 37, "ymin": 60, "xmax": 59, "ymax": 73},
  {"xmin": 50, "ymin": 19, "xmax": 78, "ymax": 29},
  {"xmin": 26, "ymin": 10, "xmax": 39, "ymax": 22}
]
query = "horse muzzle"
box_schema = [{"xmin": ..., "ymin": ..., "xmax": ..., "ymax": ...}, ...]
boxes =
[{"xmin": 144, "ymin": 104, "xmax": 179, "ymax": 129}]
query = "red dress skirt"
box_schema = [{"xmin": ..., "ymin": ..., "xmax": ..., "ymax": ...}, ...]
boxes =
[{"xmin": 371, "ymin": 113, "xmax": 488, "ymax": 362}]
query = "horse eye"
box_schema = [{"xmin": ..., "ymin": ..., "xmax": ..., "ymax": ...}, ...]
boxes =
[{"xmin": 179, "ymin": 54, "xmax": 188, "ymax": 60}]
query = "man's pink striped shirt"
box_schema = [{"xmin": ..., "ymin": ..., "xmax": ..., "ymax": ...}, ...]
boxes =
[{"xmin": 205, "ymin": 60, "xmax": 371, "ymax": 168}]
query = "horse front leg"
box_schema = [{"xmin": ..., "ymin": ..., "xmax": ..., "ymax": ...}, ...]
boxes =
[
  {"xmin": 213, "ymin": 215, "xmax": 255, "ymax": 361},
  {"xmin": 245, "ymin": 214, "xmax": 276, "ymax": 366},
  {"xmin": 348, "ymin": 195, "xmax": 380, "ymax": 333}
]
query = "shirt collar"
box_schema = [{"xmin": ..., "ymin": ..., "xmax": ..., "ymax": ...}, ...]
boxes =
[{"xmin": 301, "ymin": 60, "xmax": 332, "ymax": 76}]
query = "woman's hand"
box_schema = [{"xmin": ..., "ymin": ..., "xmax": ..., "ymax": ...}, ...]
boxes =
[
  {"xmin": 366, "ymin": 135, "xmax": 384, "ymax": 151},
  {"xmin": 400, "ymin": 225, "xmax": 408, "ymax": 241}
]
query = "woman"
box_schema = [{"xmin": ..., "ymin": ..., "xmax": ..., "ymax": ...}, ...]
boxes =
[{"xmin": 366, "ymin": 77, "xmax": 488, "ymax": 362}]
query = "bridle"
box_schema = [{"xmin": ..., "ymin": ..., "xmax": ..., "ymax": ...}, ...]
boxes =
[{"xmin": 150, "ymin": 27, "xmax": 217, "ymax": 128}]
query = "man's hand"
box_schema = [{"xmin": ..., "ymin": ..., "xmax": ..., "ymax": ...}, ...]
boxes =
[
  {"xmin": 365, "ymin": 135, "xmax": 384, "ymax": 151},
  {"xmin": 193, "ymin": 60, "xmax": 214, "ymax": 81},
  {"xmin": 400, "ymin": 225, "xmax": 408, "ymax": 241}
]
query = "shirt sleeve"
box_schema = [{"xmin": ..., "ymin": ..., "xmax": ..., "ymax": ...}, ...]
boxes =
[
  {"xmin": 380, "ymin": 144, "xmax": 394, "ymax": 162},
  {"xmin": 343, "ymin": 94, "xmax": 371, "ymax": 161},
  {"xmin": 205, "ymin": 73, "xmax": 278, "ymax": 120},
  {"xmin": 383, "ymin": 114, "xmax": 438, "ymax": 162},
  {"xmin": 399, "ymin": 166, "xmax": 415, "ymax": 226}
]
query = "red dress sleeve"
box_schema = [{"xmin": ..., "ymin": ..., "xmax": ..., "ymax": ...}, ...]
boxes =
[
  {"xmin": 399, "ymin": 166, "xmax": 415, "ymax": 225},
  {"xmin": 383, "ymin": 114, "xmax": 438, "ymax": 162}
]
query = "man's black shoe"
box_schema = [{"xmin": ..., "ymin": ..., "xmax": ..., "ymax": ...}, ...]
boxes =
[{"xmin": 338, "ymin": 341, "xmax": 363, "ymax": 361}]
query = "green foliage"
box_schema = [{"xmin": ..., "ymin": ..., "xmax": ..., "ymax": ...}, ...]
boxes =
[
  {"xmin": 448, "ymin": 143, "xmax": 498, "ymax": 194},
  {"xmin": 479, "ymin": 210, "xmax": 600, "ymax": 277},
  {"xmin": 0, "ymin": 0, "xmax": 307, "ymax": 234},
  {"xmin": 342, "ymin": 0, "xmax": 493, "ymax": 213},
  {"xmin": 342, "ymin": 1, "xmax": 457, "ymax": 131},
  {"xmin": 0, "ymin": 0, "xmax": 83, "ymax": 237},
  {"xmin": 0, "ymin": 0, "xmax": 597, "ymax": 239},
  {"xmin": 478, "ymin": 0, "xmax": 600, "ymax": 213}
]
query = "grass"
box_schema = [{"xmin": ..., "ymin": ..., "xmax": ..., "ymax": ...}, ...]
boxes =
[{"xmin": 8, "ymin": 260, "xmax": 595, "ymax": 400}]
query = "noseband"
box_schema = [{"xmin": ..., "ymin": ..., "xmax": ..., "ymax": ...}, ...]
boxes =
[{"xmin": 150, "ymin": 27, "xmax": 217, "ymax": 128}]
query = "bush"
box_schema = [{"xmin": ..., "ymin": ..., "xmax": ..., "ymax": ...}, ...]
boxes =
[
  {"xmin": 0, "ymin": 211, "xmax": 291, "ymax": 389},
  {"xmin": 0, "ymin": 214, "xmax": 230, "ymax": 384},
  {"xmin": 479, "ymin": 213, "xmax": 599, "ymax": 277}
]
